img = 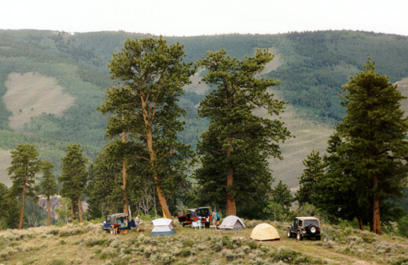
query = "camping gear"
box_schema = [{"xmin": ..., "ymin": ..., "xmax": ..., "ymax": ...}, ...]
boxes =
[
  {"xmin": 150, "ymin": 218, "xmax": 175, "ymax": 236},
  {"xmin": 177, "ymin": 207, "xmax": 212, "ymax": 228},
  {"xmin": 218, "ymin": 215, "xmax": 246, "ymax": 230},
  {"xmin": 102, "ymin": 213, "xmax": 136, "ymax": 233},
  {"xmin": 250, "ymin": 223, "xmax": 280, "ymax": 241}
]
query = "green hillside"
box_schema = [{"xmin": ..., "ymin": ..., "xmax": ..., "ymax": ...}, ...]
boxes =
[{"xmin": 1, "ymin": 29, "xmax": 408, "ymax": 186}]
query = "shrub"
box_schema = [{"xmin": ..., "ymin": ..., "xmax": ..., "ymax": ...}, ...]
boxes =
[
  {"xmin": 393, "ymin": 258, "xmax": 408, "ymax": 265},
  {"xmin": 398, "ymin": 216, "xmax": 408, "ymax": 238},
  {"xmin": 48, "ymin": 259, "xmax": 65, "ymax": 265},
  {"xmin": 180, "ymin": 248, "xmax": 191, "ymax": 257},
  {"xmin": 247, "ymin": 241, "xmax": 258, "ymax": 250},
  {"xmin": 182, "ymin": 239, "xmax": 194, "ymax": 248},
  {"xmin": 222, "ymin": 236, "xmax": 234, "ymax": 249},
  {"xmin": 85, "ymin": 238, "xmax": 110, "ymax": 247}
]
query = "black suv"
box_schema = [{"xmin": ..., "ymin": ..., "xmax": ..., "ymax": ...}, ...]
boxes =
[{"xmin": 287, "ymin": 216, "xmax": 321, "ymax": 240}]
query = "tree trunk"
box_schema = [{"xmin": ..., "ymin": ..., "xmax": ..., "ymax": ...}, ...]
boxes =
[
  {"xmin": 70, "ymin": 201, "xmax": 75, "ymax": 221},
  {"xmin": 359, "ymin": 217, "xmax": 364, "ymax": 231},
  {"xmin": 47, "ymin": 196, "xmax": 51, "ymax": 226},
  {"xmin": 226, "ymin": 138, "xmax": 236, "ymax": 216},
  {"xmin": 121, "ymin": 107, "xmax": 129, "ymax": 215},
  {"xmin": 373, "ymin": 176, "xmax": 382, "ymax": 234},
  {"xmin": 77, "ymin": 194, "xmax": 83, "ymax": 223},
  {"xmin": 141, "ymin": 97, "xmax": 171, "ymax": 218},
  {"xmin": 18, "ymin": 178, "xmax": 27, "ymax": 229}
]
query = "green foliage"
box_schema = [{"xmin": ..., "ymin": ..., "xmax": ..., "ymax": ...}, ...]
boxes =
[
  {"xmin": 0, "ymin": 183, "xmax": 19, "ymax": 229},
  {"xmin": 8, "ymin": 144, "xmax": 41, "ymax": 199},
  {"xmin": 100, "ymin": 37, "xmax": 195, "ymax": 216},
  {"xmin": 398, "ymin": 215, "xmax": 408, "ymax": 238},
  {"xmin": 271, "ymin": 180, "xmax": 293, "ymax": 209},
  {"xmin": 319, "ymin": 59, "xmax": 408, "ymax": 228},
  {"xmin": 1, "ymin": 30, "xmax": 408, "ymax": 187},
  {"xmin": 59, "ymin": 144, "xmax": 88, "ymax": 220},
  {"xmin": 297, "ymin": 151, "xmax": 325, "ymax": 206},
  {"xmin": 195, "ymin": 49, "xmax": 290, "ymax": 218},
  {"xmin": 39, "ymin": 161, "xmax": 57, "ymax": 199}
]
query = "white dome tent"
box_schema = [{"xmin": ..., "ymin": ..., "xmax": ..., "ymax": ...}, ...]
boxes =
[
  {"xmin": 250, "ymin": 223, "xmax": 280, "ymax": 241},
  {"xmin": 150, "ymin": 218, "xmax": 175, "ymax": 236},
  {"xmin": 218, "ymin": 215, "xmax": 245, "ymax": 230}
]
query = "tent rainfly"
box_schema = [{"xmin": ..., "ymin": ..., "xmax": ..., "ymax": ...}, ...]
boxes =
[
  {"xmin": 218, "ymin": 215, "xmax": 245, "ymax": 230},
  {"xmin": 150, "ymin": 218, "xmax": 175, "ymax": 237},
  {"xmin": 250, "ymin": 223, "xmax": 280, "ymax": 241}
]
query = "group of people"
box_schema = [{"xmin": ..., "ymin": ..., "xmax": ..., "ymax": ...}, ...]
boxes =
[
  {"xmin": 212, "ymin": 210, "xmax": 221, "ymax": 226},
  {"xmin": 112, "ymin": 217, "xmax": 128, "ymax": 234}
]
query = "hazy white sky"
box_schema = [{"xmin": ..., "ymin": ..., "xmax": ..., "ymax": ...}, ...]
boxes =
[{"xmin": 1, "ymin": 0, "xmax": 407, "ymax": 36}]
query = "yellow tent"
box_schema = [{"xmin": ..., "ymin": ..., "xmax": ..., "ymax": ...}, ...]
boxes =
[{"xmin": 250, "ymin": 223, "xmax": 280, "ymax": 241}]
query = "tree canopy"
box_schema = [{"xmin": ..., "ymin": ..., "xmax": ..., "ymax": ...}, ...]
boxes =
[{"xmin": 196, "ymin": 49, "xmax": 291, "ymax": 217}]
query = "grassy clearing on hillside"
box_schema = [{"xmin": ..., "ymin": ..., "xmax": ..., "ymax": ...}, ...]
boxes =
[
  {"xmin": 4, "ymin": 72, "xmax": 75, "ymax": 131},
  {"xmin": 1, "ymin": 219, "xmax": 407, "ymax": 265},
  {"xmin": 0, "ymin": 149, "xmax": 11, "ymax": 186},
  {"xmin": 265, "ymin": 92, "xmax": 333, "ymax": 188}
]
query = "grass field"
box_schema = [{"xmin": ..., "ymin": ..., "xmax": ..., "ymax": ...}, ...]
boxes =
[{"xmin": 1, "ymin": 219, "xmax": 407, "ymax": 265}]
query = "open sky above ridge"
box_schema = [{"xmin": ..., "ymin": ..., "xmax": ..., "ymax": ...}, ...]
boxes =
[{"xmin": 1, "ymin": 0, "xmax": 408, "ymax": 36}]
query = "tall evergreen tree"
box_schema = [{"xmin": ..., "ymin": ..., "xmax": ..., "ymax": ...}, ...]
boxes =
[
  {"xmin": 297, "ymin": 151, "xmax": 325, "ymax": 206},
  {"xmin": 59, "ymin": 144, "xmax": 88, "ymax": 223},
  {"xmin": 100, "ymin": 37, "xmax": 194, "ymax": 218},
  {"xmin": 271, "ymin": 180, "xmax": 293, "ymax": 209},
  {"xmin": 337, "ymin": 58, "xmax": 408, "ymax": 234},
  {"xmin": 8, "ymin": 144, "xmax": 41, "ymax": 229},
  {"xmin": 0, "ymin": 183, "xmax": 19, "ymax": 229},
  {"xmin": 196, "ymin": 49, "xmax": 291, "ymax": 216},
  {"xmin": 39, "ymin": 161, "xmax": 57, "ymax": 226}
]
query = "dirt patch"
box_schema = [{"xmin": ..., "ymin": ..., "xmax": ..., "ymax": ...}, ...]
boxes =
[
  {"xmin": 4, "ymin": 72, "xmax": 75, "ymax": 130},
  {"xmin": 0, "ymin": 149, "xmax": 11, "ymax": 186}
]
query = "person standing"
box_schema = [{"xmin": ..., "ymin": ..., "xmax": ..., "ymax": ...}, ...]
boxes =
[{"xmin": 212, "ymin": 210, "xmax": 217, "ymax": 226}]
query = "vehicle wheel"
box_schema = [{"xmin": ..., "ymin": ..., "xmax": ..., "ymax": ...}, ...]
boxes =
[
  {"xmin": 287, "ymin": 229, "xmax": 292, "ymax": 238},
  {"xmin": 316, "ymin": 236, "xmax": 321, "ymax": 240},
  {"xmin": 309, "ymin": 226, "xmax": 317, "ymax": 234},
  {"xmin": 296, "ymin": 231, "xmax": 302, "ymax": 241},
  {"xmin": 205, "ymin": 222, "xmax": 210, "ymax": 228}
]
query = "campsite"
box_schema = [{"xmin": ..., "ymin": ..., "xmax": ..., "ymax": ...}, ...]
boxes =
[{"xmin": 1, "ymin": 217, "xmax": 408, "ymax": 265}]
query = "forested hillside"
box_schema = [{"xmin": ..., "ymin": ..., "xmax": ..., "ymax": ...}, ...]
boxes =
[{"xmin": 1, "ymin": 29, "xmax": 408, "ymax": 186}]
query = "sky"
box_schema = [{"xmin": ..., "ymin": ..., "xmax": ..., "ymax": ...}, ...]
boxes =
[{"xmin": 1, "ymin": 0, "xmax": 407, "ymax": 36}]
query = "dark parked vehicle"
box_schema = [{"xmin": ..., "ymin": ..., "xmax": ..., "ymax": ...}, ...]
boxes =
[
  {"xmin": 102, "ymin": 213, "xmax": 137, "ymax": 233},
  {"xmin": 177, "ymin": 207, "xmax": 212, "ymax": 228},
  {"xmin": 287, "ymin": 216, "xmax": 321, "ymax": 240}
]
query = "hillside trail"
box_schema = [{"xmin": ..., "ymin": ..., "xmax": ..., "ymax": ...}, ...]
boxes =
[{"xmin": 264, "ymin": 239, "xmax": 382, "ymax": 265}]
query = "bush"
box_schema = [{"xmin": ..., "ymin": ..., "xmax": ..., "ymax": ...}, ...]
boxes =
[{"xmin": 398, "ymin": 216, "xmax": 408, "ymax": 237}]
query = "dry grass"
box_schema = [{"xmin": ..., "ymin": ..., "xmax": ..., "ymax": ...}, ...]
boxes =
[
  {"xmin": 1, "ymin": 219, "xmax": 407, "ymax": 265},
  {"xmin": 4, "ymin": 72, "xmax": 75, "ymax": 131}
]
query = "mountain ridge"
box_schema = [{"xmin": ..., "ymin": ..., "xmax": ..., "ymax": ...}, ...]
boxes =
[{"xmin": 1, "ymin": 29, "xmax": 408, "ymax": 187}]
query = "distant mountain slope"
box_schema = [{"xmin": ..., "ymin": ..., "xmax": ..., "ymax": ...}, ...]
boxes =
[{"xmin": 0, "ymin": 30, "xmax": 408, "ymax": 187}]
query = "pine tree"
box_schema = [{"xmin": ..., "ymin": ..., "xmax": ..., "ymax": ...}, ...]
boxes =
[
  {"xmin": 271, "ymin": 180, "xmax": 293, "ymax": 209},
  {"xmin": 59, "ymin": 144, "xmax": 88, "ymax": 223},
  {"xmin": 101, "ymin": 37, "xmax": 194, "ymax": 218},
  {"xmin": 297, "ymin": 151, "xmax": 325, "ymax": 206},
  {"xmin": 0, "ymin": 183, "xmax": 19, "ymax": 229},
  {"xmin": 39, "ymin": 161, "xmax": 57, "ymax": 226},
  {"xmin": 8, "ymin": 144, "xmax": 41, "ymax": 229},
  {"xmin": 337, "ymin": 58, "xmax": 408, "ymax": 234},
  {"xmin": 196, "ymin": 49, "xmax": 291, "ymax": 216}
]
